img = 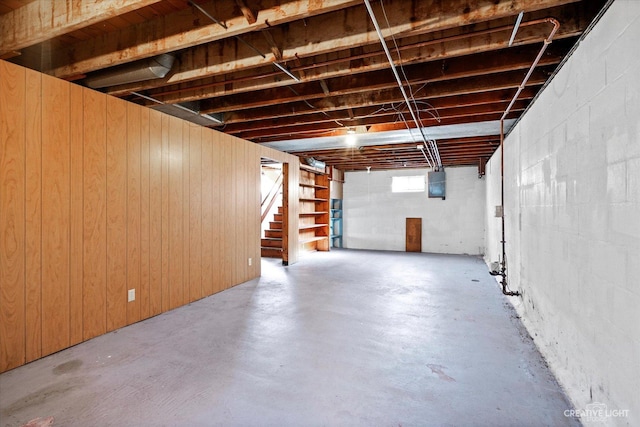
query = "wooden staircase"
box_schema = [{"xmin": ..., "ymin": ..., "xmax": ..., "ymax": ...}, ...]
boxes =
[{"xmin": 261, "ymin": 206, "xmax": 283, "ymax": 258}]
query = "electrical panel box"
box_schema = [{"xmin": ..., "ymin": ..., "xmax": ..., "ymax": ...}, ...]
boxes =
[{"xmin": 428, "ymin": 171, "xmax": 446, "ymax": 199}]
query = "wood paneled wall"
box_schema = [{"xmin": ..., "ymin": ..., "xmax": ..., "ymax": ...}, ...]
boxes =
[{"xmin": 0, "ymin": 60, "xmax": 299, "ymax": 372}]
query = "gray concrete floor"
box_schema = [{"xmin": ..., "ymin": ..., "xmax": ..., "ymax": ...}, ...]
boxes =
[{"xmin": 1, "ymin": 250, "xmax": 579, "ymax": 427}]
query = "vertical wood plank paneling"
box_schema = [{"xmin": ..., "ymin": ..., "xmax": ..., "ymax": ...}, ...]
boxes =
[
  {"xmin": 232, "ymin": 139, "xmax": 242, "ymax": 286},
  {"xmin": 24, "ymin": 68, "xmax": 42, "ymax": 362},
  {"xmin": 0, "ymin": 60, "xmax": 305, "ymax": 372},
  {"xmin": 0, "ymin": 62, "xmax": 308, "ymax": 371},
  {"xmin": 82, "ymin": 88, "xmax": 107, "ymax": 341},
  {"xmin": 0, "ymin": 61, "xmax": 26, "ymax": 371},
  {"xmin": 220, "ymin": 136, "xmax": 232, "ymax": 290},
  {"xmin": 139, "ymin": 107, "xmax": 151, "ymax": 320},
  {"xmin": 160, "ymin": 114, "xmax": 170, "ymax": 312},
  {"xmin": 169, "ymin": 116, "xmax": 183, "ymax": 309},
  {"xmin": 189, "ymin": 125, "xmax": 202, "ymax": 302},
  {"xmin": 248, "ymin": 144, "xmax": 260, "ymax": 280},
  {"xmin": 105, "ymin": 96, "xmax": 127, "ymax": 332},
  {"xmin": 69, "ymin": 83, "xmax": 84, "ymax": 346},
  {"xmin": 211, "ymin": 133, "xmax": 223, "ymax": 293},
  {"xmin": 41, "ymin": 74, "xmax": 71, "ymax": 356},
  {"xmin": 239, "ymin": 140, "xmax": 248, "ymax": 284},
  {"xmin": 181, "ymin": 122, "xmax": 190, "ymax": 306},
  {"xmin": 127, "ymin": 103, "xmax": 141, "ymax": 325},
  {"xmin": 149, "ymin": 109, "xmax": 163, "ymax": 316},
  {"xmin": 200, "ymin": 130, "xmax": 214, "ymax": 297}
]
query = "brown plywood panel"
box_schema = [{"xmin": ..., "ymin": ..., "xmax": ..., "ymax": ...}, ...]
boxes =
[
  {"xmin": 149, "ymin": 109, "xmax": 163, "ymax": 316},
  {"xmin": 41, "ymin": 74, "xmax": 71, "ymax": 356},
  {"xmin": 211, "ymin": 132, "xmax": 223, "ymax": 293},
  {"xmin": 69, "ymin": 83, "xmax": 84, "ymax": 346},
  {"xmin": 105, "ymin": 96, "xmax": 127, "ymax": 332},
  {"xmin": 160, "ymin": 114, "xmax": 170, "ymax": 312},
  {"xmin": 236, "ymin": 141, "xmax": 247, "ymax": 284},
  {"xmin": 181, "ymin": 122, "xmax": 190, "ymax": 306},
  {"xmin": 189, "ymin": 125, "xmax": 202, "ymax": 302},
  {"xmin": 247, "ymin": 142, "xmax": 259, "ymax": 281},
  {"xmin": 83, "ymin": 88, "xmax": 107, "ymax": 340},
  {"xmin": 251, "ymin": 145, "xmax": 261, "ymax": 279},
  {"xmin": 200, "ymin": 130, "xmax": 214, "ymax": 297},
  {"xmin": 0, "ymin": 60, "xmax": 26, "ymax": 372},
  {"xmin": 244, "ymin": 143, "xmax": 255, "ymax": 279},
  {"xmin": 169, "ymin": 116, "xmax": 184, "ymax": 309},
  {"xmin": 139, "ymin": 107, "xmax": 151, "ymax": 320},
  {"xmin": 221, "ymin": 136, "xmax": 233, "ymax": 290},
  {"xmin": 232, "ymin": 140, "xmax": 242, "ymax": 285},
  {"xmin": 24, "ymin": 68, "xmax": 42, "ymax": 362},
  {"xmin": 406, "ymin": 218, "xmax": 422, "ymax": 253},
  {"xmin": 127, "ymin": 103, "xmax": 141, "ymax": 325}
]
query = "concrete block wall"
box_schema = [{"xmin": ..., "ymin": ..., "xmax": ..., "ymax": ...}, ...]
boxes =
[
  {"xmin": 344, "ymin": 167, "xmax": 485, "ymax": 254},
  {"xmin": 485, "ymin": 1, "xmax": 639, "ymax": 425}
]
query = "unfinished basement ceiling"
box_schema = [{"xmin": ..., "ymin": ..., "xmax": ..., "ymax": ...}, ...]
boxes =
[{"xmin": 0, "ymin": 0, "xmax": 609, "ymax": 171}]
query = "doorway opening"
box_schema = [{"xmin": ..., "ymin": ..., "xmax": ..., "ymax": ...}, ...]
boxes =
[{"xmin": 261, "ymin": 158, "xmax": 285, "ymax": 260}]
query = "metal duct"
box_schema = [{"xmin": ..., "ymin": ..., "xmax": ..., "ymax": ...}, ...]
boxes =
[
  {"xmin": 305, "ymin": 157, "xmax": 326, "ymax": 169},
  {"xmin": 150, "ymin": 102, "xmax": 224, "ymax": 127},
  {"xmin": 84, "ymin": 54, "xmax": 175, "ymax": 89}
]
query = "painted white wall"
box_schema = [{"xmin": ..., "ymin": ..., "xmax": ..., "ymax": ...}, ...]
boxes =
[
  {"xmin": 344, "ymin": 166, "xmax": 485, "ymax": 254},
  {"xmin": 485, "ymin": 1, "xmax": 640, "ymax": 425}
]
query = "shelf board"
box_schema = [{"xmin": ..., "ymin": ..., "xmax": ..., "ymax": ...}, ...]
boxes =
[
  {"xmin": 300, "ymin": 183, "xmax": 328, "ymax": 189},
  {"xmin": 299, "ymin": 224, "xmax": 329, "ymax": 230},
  {"xmin": 300, "ymin": 236, "xmax": 328, "ymax": 244},
  {"xmin": 299, "ymin": 211, "xmax": 328, "ymax": 216},
  {"xmin": 300, "ymin": 197, "xmax": 326, "ymax": 202}
]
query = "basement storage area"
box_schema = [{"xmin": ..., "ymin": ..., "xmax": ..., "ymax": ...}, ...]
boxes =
[{"xmin": 1, "ymin": 0, "xmax": 638, "ymax": 426}]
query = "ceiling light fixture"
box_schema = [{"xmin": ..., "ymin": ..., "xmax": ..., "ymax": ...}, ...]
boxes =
[{"xmin": 346, "ymin": 134, "xmax": 357, "ymax": 146}]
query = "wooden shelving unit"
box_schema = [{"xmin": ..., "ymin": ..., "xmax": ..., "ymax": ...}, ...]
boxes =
[{"xmin": 299, "ymin": 166, "xmax": 330, "ymax": 252}]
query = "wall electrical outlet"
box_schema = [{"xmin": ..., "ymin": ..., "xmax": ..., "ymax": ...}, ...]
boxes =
[
  {"xmin": 248, "ymin": 257, "xmax": 252, "ymax": 266},
  {"xmin": 128, "ymin": 289, "xmax": 135, "ymax": 302}
]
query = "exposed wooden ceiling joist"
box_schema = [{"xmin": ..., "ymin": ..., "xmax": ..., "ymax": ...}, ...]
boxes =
[
  {"xmin": 105, "ymin": 1, "xmax": 587, "ymax": 100},
  {"xmin": 0, "ymin": 0, "xmax": 609, "ymax": 171},
  {"xmin": 0, "ymin": 0, "xmax": 164, "ymax": 55},
  {"xmin": 47, "ymin": 0, "xmax": 363, "ymax": 78}
]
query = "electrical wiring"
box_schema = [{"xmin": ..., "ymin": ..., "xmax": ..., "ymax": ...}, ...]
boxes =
[
  {"xmin": 286, "ymin": 86, "xmax": 345, "ymax": 128},
  {"xmin": 377, "ymin": 0, "xmax": 442, "ymax": 169}
]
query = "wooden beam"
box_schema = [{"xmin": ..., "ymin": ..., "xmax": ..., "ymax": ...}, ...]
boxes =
[
  {"xmin": 47, "ymin": 0, "xmax": 363, "ymax": 78},
  {"xmin": 222, "ymin": 97, "xmax": 531, "ymax": 135},
  {"xmin": 221, "ymin": 87, "xmax": 539, "ymax": 125},
  {"xmin": 201, "ymin": 65, "xmax": 553, "ymax": 114},
  {"xmin": 232, "ymin": 103, "xmax": 528, "ymax": 140},
  {"xmin": 106, "ymin": 3, "xmax": 585, "ymax": 98},
  {"xmin": 0, "ymin": 0, "xmax": 164, "ymax": 55},
  {"xmin": 261, "ymin": 29, "xmax": 282, "ymax": 61},
  {"xmin": 235, "ymin": 0, "xmax": 257, "ymax": 24},
  {"xmin": 209, "ymin": 42, "xmax": 562, "ymax": 122},
  {"xmin": 252, "ymin": 109, "xmax": 521, "ymax": 142}
]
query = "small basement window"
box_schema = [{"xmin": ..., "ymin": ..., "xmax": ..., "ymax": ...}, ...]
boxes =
[{"xmin": 391, "ymin": 175, "xmax": 425, "ymax": 193}]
